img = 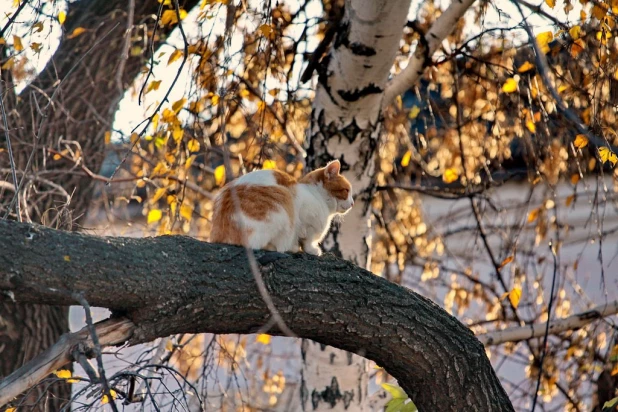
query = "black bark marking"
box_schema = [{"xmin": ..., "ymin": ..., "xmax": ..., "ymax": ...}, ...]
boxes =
[
  {"xmin": 312, "ymin": 377, "xmax": 342, "ymax": 409},
  {"xmin": 337, "ymin": 84, "xmax": 383, "ymax": 102},
  {"xmin": 342, "ymin": 390, "xmax": 354, "ymax": 408},
  {"xmin": 349, "ymin": 42, "xmax": 376, "ymax": 56}
]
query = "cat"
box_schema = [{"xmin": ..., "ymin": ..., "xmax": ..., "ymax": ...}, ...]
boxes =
[{"xmin": 209, "ymin": 160, "xmax": 354, "ymax": 255}]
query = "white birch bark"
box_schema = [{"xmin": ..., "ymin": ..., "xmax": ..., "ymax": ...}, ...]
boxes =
[
  {"xmin": 477, "ymin": 300, "xmax": 618, "ymax": 346},
  {"xmin": 300, "ymin": 0, "xmax": 478, "ymax": 410},
  {"xmin": 301, "ymin": 0, "xmax": 411, "ymax": 410}
]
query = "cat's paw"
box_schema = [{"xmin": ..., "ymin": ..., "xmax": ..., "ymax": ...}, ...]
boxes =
[{"xmin": 303, "ymin": 243, "xmax": 322, "ymax": 256}]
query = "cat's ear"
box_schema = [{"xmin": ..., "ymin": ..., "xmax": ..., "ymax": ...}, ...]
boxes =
[{"xmin": 324, "ymin": 160, "xmax": 341, "ymax": 179}]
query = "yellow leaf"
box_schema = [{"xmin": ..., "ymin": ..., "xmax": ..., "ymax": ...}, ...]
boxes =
[
  {"xmin": 501, "ymin": 78, "xmax": 518, "ymax": 93},
  {"xmin": 442, "ymin": 168, "xmax": 459, "ymax": 184},
  {"xmin": 180, "ymin": 204, "xmax": 193, "ymax": 221},
  {"xmin": 239, "ymin": 89, "xmax": 250, "ymax": 98},
  {"xmin": 571, "ymin": 39, "xmax": 585, "ymax": 57},
  {"xmin": 408, "ymin": 106, "xmax": 421, "ymax": 119},
  {"xmin": 262, "ymin": 159, "xmax": 276, "ymax": 170},
  {"xmin": 268, "ymin": 88, "xmax": 279, "ymax": 97},
  {"xmin": 152, "ymin": 113, "xmax": 160, "ymax": 130},
  {"xmin": 187, "ymin": 139, "xmax": 200, "ymax": 152},
  {"xmin": 545, "ymin": 0, "xmax": 555, "ymax": 8},
  {"xmin": 527, "ymin": 208, "xmax": 539, "ymax": 223},
  {"xmin": 104, "ymin": 131, "xmax": 112, "ymax": 145},
  {"xmin": 517, "ymin": 61, "xmax": 535, "ymax": 73},
  {"xmin": 12, "ymin": 35, "xmax": 23, "ymax": 52},
  {"xmin": 147, "ymin": 209, "xmax": 163, "ymax": 224},
  {"xmin": 211, "ymin": 94, "xmax": 220, "ymax": 105},
  {"xmin": 63, "ymin": 255, "xmax": 71, "ymax": 262},
  {"xmin": 185, "ymin": 155, "xmax": 196, "ymax": 169},
  {"xmin": 258, "ymin": 24, "xmax": 273, "ymax": 37},
  {"xmin": 101, "ymin": 389, "xmax": 117, "ymax": 405},
  {"xmin": 161, "ymin": 10, "xmax": 178, "ymax": 26},
  {"xmin": 33, "ymin": 22, "xmax": 44, "ymax": 33},
  {"xmin": 151, "ymin": 187, "xmax": 167, "ymax": 203},
  {"xmin": 130, "ymin": 132, "xmax": 140, "ymax": 144},
  {"xmin": 214, "ymin": 165, "xmax": 226, "ymax": 186},
  {"xmin": 58, "ymin": 11, "xmax": 66, "ymax": 25},
  {"xmin": 172, "ymin": 97, "xmax": 186, "ymax": 113},
  {"xmin": 55, "ymin": 370, "xmax": 72, "ymax": 379},
  {"xmin": 1, "ymin": 57, "xmax": 14, "ymax": 70},
  {"xmin": 167, "ymin": 49, "xmax": 183, "ymax": 65},
  {"xmin": 599, "ymin": 147, "xmax": 618, "ymax": 165},
  {"xmin": 257, "ymin": 101, "xmax": 266, "ymax": 112},
  {"xmin": 569, "ymin": 25, "xmax": 581, "ymax": 40},
  {"xmin": 171, "ymin": 126, "xmax": 183, "ymax": 142},
  {"xmin": 574, "ymin": 134, "xmax": 588, "ymax": 149},
  {"xmin": 256, "ymin": 334, "xmax": 271, "ymax": 345},
  {"xmin": 565, "ymin": 194, "xmax": 575, "ymax": 207},
  {"xmin": 145, "ymin": 80, "xmax": 161, "ymax": 94},
  {"xmin": 526, "ymin": 120, "xmax": 536, "ymax": 133},
  {"xmin": 536, "ymin": 31, "xmax": 554, "ymax": 47},
  {"xmin": 509, "ymin": 287, "xmax": 522, "ymax": 309},
  {"xmin": 6, "ymin": 408, "xmax": 16, "ymax": 412},
  {"xmin": 499, "ymin": 255, "xmax": 514, "ymax": 269},
  {"xmin": 381, "ymin": 383, "xmax": 407, "ymax": 400},
  {"xmin": 67, "ymin": 27, "xmax": 87, "ymax": 39},
  {"xmin": 165, "ymin": 340, "xmax": 174, "ymax": 351},
  {"xmin": 401, "ymin": 150, "xmax": 412, "ymax": 167}
]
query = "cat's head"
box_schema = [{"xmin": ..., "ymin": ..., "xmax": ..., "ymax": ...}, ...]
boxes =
[{"xmin": 301, "ymin": 160, "xmax": 354, "ymax": 214}]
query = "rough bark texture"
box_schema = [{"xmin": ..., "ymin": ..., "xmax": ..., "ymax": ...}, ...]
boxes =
[
  {"xmin": 303, "ymin": 0, "xmax": 411, "ymax": 409},
  {"xmin": 0, "ymin": 1, "xmax": 198, "ymax": 409},
  {"xmin": 0, "ymin": 219, "xmax": 514, "ymax": 411}
]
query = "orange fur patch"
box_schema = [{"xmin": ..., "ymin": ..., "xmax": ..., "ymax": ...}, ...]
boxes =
[
  {"xmin": 300, "ymin": 165, "xmax": 351, "ymax": 200},
  {"xmin": 273, "ymin": 170, "xmax": 297, "ymax": 187},
  {"xmin": 209, "ymin": 183, "xmax": 294, "ymax": 246}
]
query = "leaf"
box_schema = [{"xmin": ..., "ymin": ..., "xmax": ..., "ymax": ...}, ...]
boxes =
[
  {"xmin": 5, "ymin": 408, "xmax": 16, "ymax": 412},
  {"xmin": 180, "ymin": 204, "xmax": 193, "ymax": 221},
  {"xmin": 408, "ymin": 106, "xmax": 421, "ymax": 119},
  {"xmin": 545, "ymin": 0, "xmax": 555, "ymax": 8},
  {"xmin": 63, "ymin": 255, "xmax": 71, "ymax": 262},
  {"xmin": 151, "ymin": 187, "xmax": 167, "ymax": 203},
  {"xmin": 565, "ymin": 194, "xmax": 575, "ymax": 207},
  {"xmin": 168, "ymin": 49, "xmax": 183, "ymax": 65},
  {"xmin": 517, "ymin": 61, "xmax": 535, "ymax": 73},
  {"xmin": 381, "ymin": 383, "xmax": 407, "ymax": 400},
  {"xmin": 161, "ymin": 9, "xmax": 188, "ymax": 26},
  {"xmin": 67, "ymin": 27, "xmax": 87, "ymax": 39},
  {"xmin": 570, "ymin": 173, "xmax": 580, "ymax": 185},
  {"xmin": 172, "ymin": 126, "xmax": 184, "ymax": 142},
  {"xmin": 58, "ymin": 11, "xmax": 66, "ymax": 25},
  {"xmin": 527, "ymin": 208, "xmax": 539, "ymax": 223},
  {"xmin": 536, "ymin": 31, "xmax": 554, "ymax": 48},
  {"xmin": 499, "ymin": 255, "xmax": 514, "ymax": 269},
  {"xmin": 603, "ymin": 397, "xmax": 618, "ymax": 411},
  {"xmin": 262, "ymin": 159, "xmax": 276, "ymax": 169},
  {"xmin": 12, "ymin": 35, "xmax": 23, "ymax": 52},
  {"xmin": 1, "ymin": 57, "xmax": 14, "ymax": 70},
  {"xmin": 33, "ymin": 22, "xmax": 44, "ymax": 33},
  {"xmin": 509, "ymin": 287, "xmax": 522, "ymax": 309},
  {"xmin": 501, "ymin": 78, "xmax": 518, "ymax": 93},
  {"xmin": 101, "ymin": 389, "xmax": 118, "ymax": 405},
  {"xmin": 214, "ymin": 165, "xmax": 226, "ymax": 186},
  {"xmin": 401, "ymin": 402, "xmax": 418, "ymax": 412},
  {"xmin": 54, "ymin": 369, "xmax": 79, "ymax": 383},
  {"xmin": 571, "ymin": 39, "xmax": 585, "ymax": 57},
  {"xmin": 30, "ymin": 42, "xmax": 42, "ymax": 53},
  {"xmin": 104, "ymin": 131, "xmax": 112, "ymax": 145},
  {"xmin": 165, "ymin": 340, "xmax": 174, "ymax": 351},
  {"xmin": 211, "ymin": 94, "xmax": 220, "ymax": 105},
  {"xmin": 442, "ymin": 168, "xmax": 459, "ymax": 184},
  {"xmin": 599, "ymin": 147, "xmax": 618, "ymax": 165},
  {"xmin": 172, "ymin": 97, "xmax": 186, "ymax": 113},
  {"xmin": 569, "ymin": 25, "xmax": 581, "ymax": 40},
  {"xmin": 526, "ymin": 120, "xmax": 536, "ymax": 133},
  {"xmin": 574, "ymin": 134, "xmax": 588, "ymax": 149},
  {"xmin": 385, "ymin": 398, "xmax": 406, "ymax": 412},
  {"xmin": 147, "ymin": 209, "xmax": 163, "ymax": 224},
  {"xmin": 145, "ymin": 80, "xmax": 161, "ymax": 94},
  {"xmin": 187, "ymin": 139, "xmax": 200, "ymax": 152},
  {"xmin": 256, "ymin": 334, "xmax": 271, "ymax": 345},
  {"xmin": 401, "ymin": 150, "xmax": 412, "ymax": 167},
  {"xmin": 258, "ymin": 24, "xmax": 273, "ymax": 37}
]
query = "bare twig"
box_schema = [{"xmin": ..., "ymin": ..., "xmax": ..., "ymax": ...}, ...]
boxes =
[
  {"xmin": 115, "ymin": 0, "xmax": 136, "ymax": 93},
  {"xmin": 0, "ymin": 78, "xmax": 21, "ymax": 221}
]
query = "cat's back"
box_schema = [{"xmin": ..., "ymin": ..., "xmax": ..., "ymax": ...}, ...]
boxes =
[{"xmin": 209, "ymin": 169, "xmax": 297, "ymax": 246}]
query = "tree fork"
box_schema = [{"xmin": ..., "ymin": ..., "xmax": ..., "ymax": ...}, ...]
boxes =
[{"xmin": 0, "ymin": 219, "xmax": 514, "ymax": 411}]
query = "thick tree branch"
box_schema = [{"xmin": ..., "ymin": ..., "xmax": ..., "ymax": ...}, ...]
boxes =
[
  {"xmin": 383, "ymin": 0, "xmax": 476, "ymax": 104},
  {"xmin": 0, "ymin": 219, "xmax": 514, "ymax": 411},
  {"xmin": 478, "ymin": 300, "xmax": 618, "ymax": 346}
]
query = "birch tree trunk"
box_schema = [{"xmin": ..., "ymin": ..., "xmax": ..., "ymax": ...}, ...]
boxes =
[{"xmin": 301, "ymin": 0, "xmax": 411, "ymax": 410}]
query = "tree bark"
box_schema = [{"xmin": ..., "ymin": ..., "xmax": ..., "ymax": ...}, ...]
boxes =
[
  {"xmin": 0, "ymin": 219, "xmax": 514, "ymax": 411},
  {"xmin": 0, "ymin": 1, "xmax": 198, "ymax": 409},
  {"xmin": 303, "ymin": 0, "xmax": 412, "ymax": 409}
]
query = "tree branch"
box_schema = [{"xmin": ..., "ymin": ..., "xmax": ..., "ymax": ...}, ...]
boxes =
[
  {"xmin": 0, "ymin": 219, "xmax": 514, "ymax": 411},
  {"xmin": 477, "ymin": 300, "xmax": 618, "ymax": 346},
  {"xmin": 383, "ymin": 0, "xmax": 476, "ymax": 104}
]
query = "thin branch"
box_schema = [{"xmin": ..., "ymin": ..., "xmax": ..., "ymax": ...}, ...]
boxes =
[
  {"xmin": 477, "ymin": 299, "xmax": 618, "ymax": 346},
  {"xmin": 383, "ymin": 0, "xmax": 476, "ymax": 104}
]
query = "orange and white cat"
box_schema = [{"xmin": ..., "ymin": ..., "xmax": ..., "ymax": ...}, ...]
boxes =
[{"xmin": 210, "ymin": 160, "xmax": 354, "ymax": 255}]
